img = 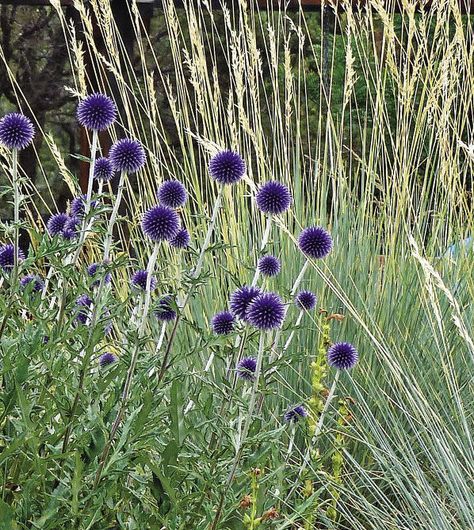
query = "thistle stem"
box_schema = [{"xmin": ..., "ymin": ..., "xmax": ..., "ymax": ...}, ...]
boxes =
[
  {"xmin": 251, "ymin": 215, "xmax": 273, "ymax": 287},
  {"xmin": 103, "ymin": 170, "xmax": 127, "ymax": 262},
  {"xmin": 12, "ymin": 149, "xmax": 19, "ymax": 282}
]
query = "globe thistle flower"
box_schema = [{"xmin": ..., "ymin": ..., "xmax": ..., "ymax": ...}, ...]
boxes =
[
  {"xmin": 99, "ymin": 351, "xmax": 117, "ymax": 367},
  {"xmin": 109, "ymin": 138, "xmax": 146, "ymax": 173},
  {"xmin": 157, "ymin": 180, "xmax": 187, "ymax": 209},
  {"xmin": 229, "ymin": 285, "xmax": 261, "ymax": 321},
  {"xmin": 257, "ymin": 255, "xmax": 281, "ymax": 277},
  {"xmin": 211, "ymin": 311, "xmax": 235, "ymax": 335},
  {"xmin": 236, "ymin": 356, "xmax": 257, "ymax": 381},
  {"xmin": 76, "ymin": 93, "xmax": 116, "ymax": 131},
  {"xmin": 284, "ymin": 405, "xmax": 308, "ymax": 423},
  {"xmin": 298, "ymin": 226, "xmax": 333, "ymax": 260},
  {"xmin": 142, "ymin": 205, "xmax": 180, "ymax": 242},
  {"xmin": 131, "ymin": 269, "xmax": 157, "ymax": 292},
  {"xmin": 295, "ymin": 290, "xmax": 317, "ymax": 311},
  {"xmin": 70, "ymin": 195, "xmax": 99, "ymax": 218},
  {"xmin": 155, "ymin": 296, "xmax": 177, "ymax": 321},
  {"xmin": 0, "ymin": 113, "xmax": 34, "ymax": 150},
  {"xmin": 246, "ymin": 292, "xmax": 285, "ymax": 331},
  {"xmin": 87, "ymin": 263, "xmax": 111, "ymax": 287},
  {"xmin": 47, "ymin": 212, "xmax": 69, "ymax": 236},
  {"xmin": 255, "ymin": 181, "xmax": 292, "ymax": 215},
  {"xmin": 62, "ymin": 216, "xmax": 80, "ymax": 240},
  {"xmin": 169, "ymin": 228, "xmax": 190, "ymax": 249},
  {"xmin": 327, "ymin": 342, "xmax": 358, "ymax": 370},
  {"xmin": 94, "ymin": 157, "xmax": 114, "ymax": 182},
  {"xmin": 209, "ymin": 150, "xmax": 246, "ymax": 185},
  {"xmin": 0, "ymin": 244, "xmax": 25, "ymax": 271},
  {"xmin": 75, "ymin": 294, "xmax": 93, "ymax": 325},
  {"xmin": 20, "ymin": 274, "xmax": 44, "ymax": 292}
]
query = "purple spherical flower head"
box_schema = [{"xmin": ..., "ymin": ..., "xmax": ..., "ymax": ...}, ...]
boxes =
[
  {"xmin": 20, "ymin": 274, "xmax": 44, "ymax": 292},
  {"xmin": 131, "ymin": 269, "xmax": 157, "ymax": 292},
  {"xmin": 211, "ymin": 311, "xmax": 235, "ymax": 335},
  {"xmin": 87, "ymin": 263, "xmax": 111, "ymax": 287},
  {"xmin": 99, "ymin": 351, "xmax": 117, "ymax": 368},
  {"xmin": 142, "ymin": 205, "xmax": 180, "ymax": 242},
  {"xmin": 258, "ymin": 255, "xmax": 281, "ymax": 277},
  {"xmin": 327, "ymin": 342, "xmax": 358, "ymax": 370},
  {"xmin": 47, "ymin": 212, "xmax": 69, "ymax": 236},
  {"xmin": 70, "ymin": 195, "xmax": 99, "ymax": 218},
  {"xmin": 298, "ymin": 226, "xmax": 333, "ymax": 260},
  {"xmin": 0, "ymin": 244, "xmax": 25, "ymax": 271},
  {"xmin": 77, "ymin": 93, "xmax": 116, "ymax": 131},
  {"xmin": 255, "ymin": 181, "xmax": 292, "ymax": 215},
  {"xmin": 284, "ymin": 404, "xmax": 308, "ymax": 423},
  {"xmin": 62, "ymin": 216, "xmax": 80, "ymax": 240},
  {"xmin": 229, "ymin": 285, "xmax": 261, "ymax": 321},
  {"xmin": 109, "ymin": 138, "xmax": 146, "ymax": 173},
  {"xmin": 157, "ymin": 180, "xmax": 187, "ymax": 209},
  {"xmin": 0, "ymin": 113, "xmax": 34, "ymax": 150},
  {"xmin": 94, "ymin": 157, "xmax": 114, "ymax": 182},
  {"xmin": 155, "ymin": 296, "xmax": 177, "ymax": 321},
  {"xmin": 209, "ymin": 150, "xmax": 246, "ymax": 185},
  {"xmin": 169, "ymin": 228, "xmax": 190, "ymax": 249},
  {"xmin": 246, "ymin": 292, "xmax": 285, "ymax": 331},
  {"xmin": 236, "ymin": 356, "xmax": 257, "ymax": 381},
  {"xmin": 75, "ymin": 294, "xmax": 92, "ymax": 325},
  {"xmin": 295, "ymin": 290, "xmax": 317, "ymax": 311}
]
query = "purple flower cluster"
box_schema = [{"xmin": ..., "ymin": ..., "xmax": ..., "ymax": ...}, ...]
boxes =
[
  {"xmin": 246, "ymin": 292, "xmax": 285, "ymax": 330},
  {"xmin": 256, "ymin": 181, "xmax": 292, "ymax": 215},
  {"xmin": 94, "ymin": 157, "xmax": 114, "ymax": 182},
  {"xmin": 99, "ymin": 351, "xmax": 117, "ymax": 368},
  {"xmin": 20, "ymin": 274, "xmax": 44, "ymax": 292},
  {"xmin": 157, "ymin": 180, "xmax": 187, "ymax": 209},
  {"xmin": 77, "ymin": 93, "xmax": 116, "ymax": 131},
  {"xmin": 298, "ymin": 226, "xmax": 333, "ymax": 260},
  {"xmin": 327, "ymin": 342, "xmax": 358, "ymax": 370},
  {"xmin": 169, "ymin": 228, "xmax": 190, "ymax": 249},
  {"xmin": 236, "ymin": 356, "xmax": 257, "ymax": 381},
  {"xmin": 109, "ymin": 138, "xmax": 146, "ymax": 174},
  {"xmin": 0, "ymin": 244, "xmax": 25, "ymax": 271},
  {"xmin": 209, "ymin": 150, "xmax": 246, "ymax": 185},
  {"xmin": 131, "ymin": 269, "xmax": 157, "ymax": 292},
  {"xmin": 258, "ymin": 255, "xmax": 281, "ymax": 277},
  {"xmin": 211, "ymin": 311, "xmax": 235, "ymax": 335},
  {"xmin": 0, "ymin": 113, "xmax": 34, "ymax": 150},
  {"xmin": 155, "ymin": 296, "xmax": 177, "ymax": 321},
  {"xmin": 142, "ymin": 205, "xmax": 180, "ymax": 242},
  {"xmin": 295, "ymin": 290, "xmax": 317, "ymax": 311},
  {"xmin": 87, "ymin": 263, "xmax": 111, "ymax": 287},
  {"xmin": 230, "ymin": 285, "xmax": 261, "ymax": 321},
  {"xmin": 284, "ymin": 405, "xmax": 308, "ymax": 423}
]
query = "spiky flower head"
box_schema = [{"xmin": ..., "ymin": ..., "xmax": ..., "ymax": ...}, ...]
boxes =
[
  {"xmin": 87, "ymin": 262, "xmax": 111, "ymax": 287},
  {"xmin": 255, "ymin": 181, "xmax": 292, "ymax": 215},
  {"xmin": 94, "ymin": 157, "xmax": 114, "ymax": 182},
  {"xmin": 295, "ymin": 290, "xmax": 317, "ymax": 311},
  {"xmin": 109, "ymin": 138, "xmax": 146, "ymax": 173},
  {"xmin": 0, "ymin": 113, "xmax": 34, "ymax": 150},
  {"xmin": 62, "ymin": 216, "xmax": 80, "ymax": 240},
  {"xmin": 211, "ymin": 311, "xmax": 235, "ymax": 335},
  {"xmin": 236, "ymin": 357, "xmax": 257, "ymax": 381},
  {"xmin": 246, "ymin": 292, "xmax": 285, "ymax": 330},
  {"xmin": 209, "ymin": 150, "xmax": 246, "ymax": 185},
  {"xmin": 47, "ymin": 213, "xmax": 69, "ymax": 236},
  {"xmin": 75, "ymin": 294, "xmax": 93, "ymax": 325},
  {"xmin": 155, "ymin": 296, "xmax": 177, "ymax": 321},
  {"xmin": 229, "ymin": 285, "xmax": 261, "ymax": 321},
  {"xmin": 0, "ymin": 244, "xmax": 25, "ymax": 271},
  {"xmin": 131, "ymin": 269, "xmax": 157, "ymax": 292},
  {"xmin": 257, "ymin": 255, "xmax": 281, "ymax": 277},
  {"xmin": 70, "ymin": 195, "xmax": 98, "ymax": 218},
  {"xmin": 142, "ymin": 205, "xmax": 180, "ymax": 242},
  {"xmin": 169, "ymin": 228, "xmax": 190, "ymax": 249},
  {"xmin": 20, "ymin": 274, "xmax": 44, "ymax": 292},
  {"xmin": 284, "ymin": 405, "xmax": 308, "ymax": 423},
  {"xmin": 327, "ymin": 342, "xmax": 358, "ymax": 370},
  {"xmin": 157, "ymin": 180, "xmax": 187, "ymax": 209},
  {"xmin": 298, "ymin": 226, "xmax": 333, "ymax": 260},
  {"xmin": 77, "ymin": 93, "xmax": 116, "ymax": 131},
  {"xmin": 99, "ymin": 351, "xmax": 117, "ymax": 368}
]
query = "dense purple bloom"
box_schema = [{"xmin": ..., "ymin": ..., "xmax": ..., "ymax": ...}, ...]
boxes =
[
  {"xmin": 255, "ymin": 181, "xmax": 292, "ymax": 215},
  {"xmin": 87, "ymin": 262, "xmax": 111, "ymax": 287},
  {"xmin": 99, "ymin": 351, "xmax": 117, "ymax": 367},
  {"xmin": 327, "ymin": 342, "xmax": 358, "ymax": 370},
  {"xmin": 155, "ymin": 296, "xmax": 177, "ymax": 321},
  {"xmin": 70, "ymin": 195, "xmax": 98, "ymax": 218},
  {"xmin": 47, "ymin": 213, "xmax": 69, "ymax": 236},
  {"xmin": 209, "ymin": 150, "xmax": 245, "ymax": 185},
  {"xmin": 77, "ymin": 93, "xmax": 116, "ymax": 131},
  {"xmin": 257, "ymin": 255, "xmax": 281, "ymax": 277},
  {"xmin": 211, "ymin": 311, "xmax": 235, "ymax": 335},
  {"xmin": 229, "ymin": 285, "xmax": 261, "ymax": 321},
  {"xmin": 75, "ymin": 294, "xmax": 93, "ymax": 325},
  {"xmin": 109, "ymin": 138, "xmax": 146, "ymax": 173},
  {"xmin": 236, "ymin": 357, "xmax": 257, "ymax": 381},
  {"xmin": 131, "ymin": 269, "xmax": 157, "ymax": 292},
  {"xmin": 0, "ymin": 244, "xmax": 25, "ymax": 271},
  {"xmin": 62, "ymin": 216, "xmax": 80, "ymax": 240},
  {"xmin": 295, "ymin": 290, "xmax": 317, "ymax": 311},
  {"xmin": 246, "ymin": 292, "xmax": 285, "ymax": 330},
  {"xmin": 142, "ymin": 205, "xmax": 180, "ymax": 242},
  {"xmin": 20, "ymin": 274, "xmax": 44, "ymax": 292},
  {"xmin": 0, "ymin": 113, "xmax": 34, "ymax": 150},
  {"xmin": 169, "ymin": 228, "xmax": 190, "ymax": 249},
  {"xmin": 94, "ymin": 157, "xmax": 114, "ymax": 182},
  {"xmin": 157, "ymin": 180, "xmax": 187, "ymax": 209},
  {"xmin": 298, "ymin": 226, "xmax": 333, "ymax": 260},
  {"xmin": 284, "ymin": 405, "xmax": 308, "ymax": 423}
]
